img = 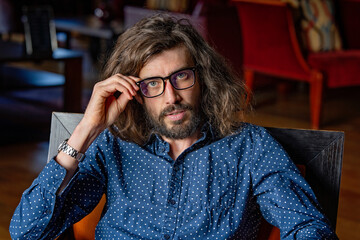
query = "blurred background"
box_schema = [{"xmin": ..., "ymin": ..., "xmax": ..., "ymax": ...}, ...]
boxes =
[{"xmin": 0, "ymin": 0, "xmax": 359, "ymax": 239}]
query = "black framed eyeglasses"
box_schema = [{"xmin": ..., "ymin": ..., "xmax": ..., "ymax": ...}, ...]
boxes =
[{"xmin": 136, "ymin": 66, "xmax": 197, "ymax": 98}]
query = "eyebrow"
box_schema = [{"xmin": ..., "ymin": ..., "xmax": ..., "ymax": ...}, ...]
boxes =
[{"xmin": 140, "ymin": 65, "xmax": 192, "ymax": 80}]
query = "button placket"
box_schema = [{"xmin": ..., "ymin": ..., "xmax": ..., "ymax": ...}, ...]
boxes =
[
  {"xmin": 162, "ymin": 161, "xmax": 183, "ymax": 238},
  {"xmin": 168, "ymin": 199, "xmax": 176, "ymax": 205}
]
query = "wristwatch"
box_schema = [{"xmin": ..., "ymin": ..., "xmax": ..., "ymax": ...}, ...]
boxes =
[{"xmin": 58, "ymin": 139, "xmax": 85, "ymax": 162}]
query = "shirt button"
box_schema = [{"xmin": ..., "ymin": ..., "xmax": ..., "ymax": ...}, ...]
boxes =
[
  {"xmin": 169, "ymin": 199, "xmax": 176, "ymax": 205},
  {"xmin": 164, "ymin": 234, "xmax": 170, "ymax": 240},
  {"xmin": 159, "ymin": 146, "xmax": 165, "ymax": 152},
  {"xmin": 174, "ymin": 166, "xmax": 179, "ymax": 171}
]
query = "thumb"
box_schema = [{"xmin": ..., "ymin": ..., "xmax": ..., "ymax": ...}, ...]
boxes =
[{"xmin": 105, "ymin": 93, "xmax": 130, "ymax": 126}]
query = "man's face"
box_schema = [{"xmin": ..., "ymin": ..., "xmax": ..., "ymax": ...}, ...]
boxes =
[{"xmin": 139, "ymin": 45, "xmax": 202, "ymax": 139}]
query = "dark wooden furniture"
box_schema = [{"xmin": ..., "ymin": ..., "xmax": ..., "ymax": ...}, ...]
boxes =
[
  {"xmin": 54, "ymin": 17, "xmax": 115, "ymax": 40},
  {"xmin": 54, "ymin": 16, "xmax": 120, "ymax": 63},
  {"xmin": 22, "ymin": 6, "xmax": 58, "ymax": 57},
  {"xmin": 0, "ymin": 41, "xmax": 83, "ymax": 112},
  {"xmin": 48, "ymin": 112, "xmax": 344, "ymax": 239}
]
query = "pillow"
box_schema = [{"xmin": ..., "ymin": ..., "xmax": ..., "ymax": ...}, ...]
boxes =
[{"xmin": 298, "ymin": 0, "xmax": 342, "ymax": 52}]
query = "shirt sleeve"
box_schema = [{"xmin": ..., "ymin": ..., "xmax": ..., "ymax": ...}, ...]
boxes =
[
  {"xmin": 9, "ymin": 134, "xmax": 108, "ymax": 240},
  {"xmin": 249, "ymin": 126, "xmax": 338, "ymax": 240}
]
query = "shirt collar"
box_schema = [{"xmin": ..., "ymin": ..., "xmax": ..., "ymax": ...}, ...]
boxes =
[{"xmin": 143, "ymin": 122, "xmax": 216, "ymax": 153}]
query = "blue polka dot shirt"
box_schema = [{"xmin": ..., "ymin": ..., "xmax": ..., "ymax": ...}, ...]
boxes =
[{"xmin": 10, "ymin": 123, "xmax": 338, "ymax": 239}]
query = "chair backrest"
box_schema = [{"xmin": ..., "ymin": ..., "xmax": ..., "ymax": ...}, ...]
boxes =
[
  {"xmin": 232, "ymin": 0, "xmax": 311, "ymax": 80},
  {"xmin": 338, "ymin": 0, "xmax": 360, "ymax": 49},
  {"xmin": 48, "ymin": 112, "xmax": 83, "ymax": 162},
  {"xmin": 0, "ymin": 0, "xmax": 13, "ymax": 35},
  {"xmin": 265, "ymin": 126, "xmax": 343, "ymax": 229},
  {"xmin": 22, "ymin": 5, "xmax": 58, "ymax": 57},
  {"xmin": 48, "ymin": 112, "xmax": 344, "ymax": 239}
]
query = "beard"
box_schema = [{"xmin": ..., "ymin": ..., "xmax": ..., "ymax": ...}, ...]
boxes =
[{"xmin": 144, "ymin": 103, "xmax": 202, "ymax": 139}]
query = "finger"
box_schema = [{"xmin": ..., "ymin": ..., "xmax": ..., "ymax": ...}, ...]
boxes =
[
  {"xmin": 110, "ymin": 75, "xmax": 138, "ymax": 97},
  {"xmin": 115, "ymin": 93, "xmax": 131, "ymax": 111},
  {"xmin": 105, "ymin": 95, "xmax": 130, "ymax": 126},
  {"xmin": 134, "ymin": 92, "xmax": 143, "ymax": 104},
  {"xmin": 128, "ymin": 75, "xmax": 141, "ymax": 88},
  {"xmin": 117, "ymin": 74, "xmax": 140, "ymax": 91},
  {"xmin": 97, "ymin": 78, "xmax": 134, "ymax": 100},
  {"xmin": 91, "ymin": 74, "xmax": 139, "ymax": 108}
]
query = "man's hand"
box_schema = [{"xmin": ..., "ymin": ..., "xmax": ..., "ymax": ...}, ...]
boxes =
[
  {"xmin": 55, "ymin": 74, "xmax": 141, "ymax": 193},
  {"xmin": 82, "ymin": 74, "xmax": 141, "ymax": 135}
]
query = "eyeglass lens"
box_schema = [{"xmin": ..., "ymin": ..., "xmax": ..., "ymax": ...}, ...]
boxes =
[{"xmin": 139, "ymin": 68, "xmax": 195, "ymax": 98}]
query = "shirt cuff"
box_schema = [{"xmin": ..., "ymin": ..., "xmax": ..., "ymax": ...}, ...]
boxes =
[{"xmin": 35, "ymin": 158, "xmax": 68, "ymax": 194}]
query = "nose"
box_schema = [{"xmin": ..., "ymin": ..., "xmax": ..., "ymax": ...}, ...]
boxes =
[{"xmin": 163, "ymin": 79, "xmax": 181, "ymax": 104}]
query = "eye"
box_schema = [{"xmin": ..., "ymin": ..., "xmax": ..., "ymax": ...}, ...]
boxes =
[
  {"xmin": 175, "ymin": 71, "xmax": 188, "ymax": 80},
  {"xmin": 147, "ymin": 81, "xmax": 159, "ymax": 87},
  {"xmin": 143, "ymin": 78, "xmax": 163, "ymax": 89}
]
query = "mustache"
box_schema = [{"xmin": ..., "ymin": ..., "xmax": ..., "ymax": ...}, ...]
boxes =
[{"xmin": 159, "ymin": 104, "xmax": 193, "ymax": 119}]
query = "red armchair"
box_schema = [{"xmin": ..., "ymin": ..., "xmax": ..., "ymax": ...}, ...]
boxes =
[
  {"xmin": 338, "ymin": 0, "xmax": 360, "ymax": 49},
  {"xmin": 231, "ymin": 0, "xmax": 360, "ymax": 129}
]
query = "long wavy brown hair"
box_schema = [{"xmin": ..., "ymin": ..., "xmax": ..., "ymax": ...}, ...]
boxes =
[{"xmin": 102, "ymin": 14, "xmax": 250, "ymax": 145}]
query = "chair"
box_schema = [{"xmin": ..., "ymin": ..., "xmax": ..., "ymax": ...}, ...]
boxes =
[
  {"xmin": 338, "ymin": 0, "xmax": 360, "ymax": 49},
  {"xmin": 255, "ymin": 126, "xmax": 344, "ymax": 239},
  {"xmin": 0, "ymin": 0, "xmax": 13, "ymax": 38},
  {"xmin": 48, "ymin": 112, "xmax": 344, "ymax": 239},
  {"xmin": 22, "ymin": 5, "xmax": 58, "ymax": 58},
  {"xmin": 231, "ymin": 0, "xmax": 360, "ymax": 129},
  {"xmin": 48, "ymin": 112, "xmax": 105, "ymax": 240}
]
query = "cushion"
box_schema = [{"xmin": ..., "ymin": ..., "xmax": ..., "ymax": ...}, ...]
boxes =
[
  {"xmin": 298, "ymin": 0, "xmax": 342, "ymax": 52},
  {"xmin": 308, "ymin": 50, "xmax": 360, "ymax": 87}
]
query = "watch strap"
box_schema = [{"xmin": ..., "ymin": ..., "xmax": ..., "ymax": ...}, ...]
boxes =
[{"xmin": 58, "ymin": 139, "xmax": 85, "ymax": 162}]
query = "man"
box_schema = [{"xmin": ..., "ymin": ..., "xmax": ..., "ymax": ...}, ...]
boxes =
[{"xmin": 10, "ymin": 15, "xmax": 338, "ymax": 239}]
